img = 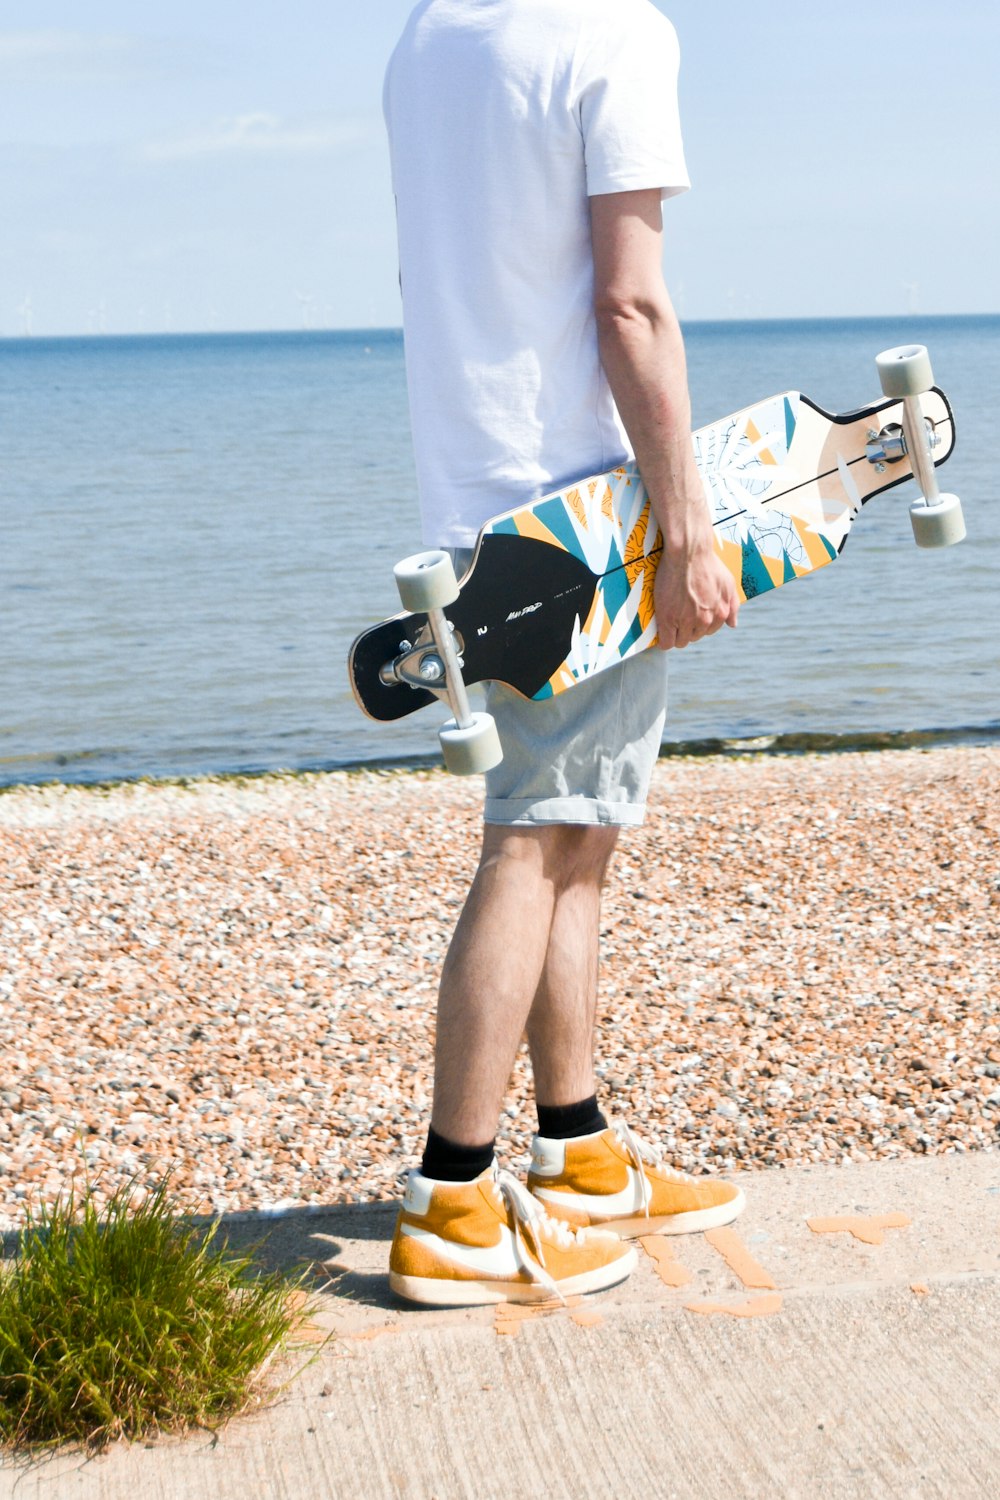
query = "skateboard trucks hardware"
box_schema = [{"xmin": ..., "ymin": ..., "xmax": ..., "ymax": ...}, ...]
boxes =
[
  {"xmin": 390, "ymin": 549, "xmax": 503, "ymax": 774},
  {"xmin": 418, "ymin": 654, "xmax": 444, "ymax": 684},
  {"xmin": 426, "ymin": 609, "xmax": 473, "ymax": 721},
  {"xmin": 875, "ymin": 344, "xmax": 965, "ymax": 548},
  {"xmin": 379, "ymin": 628, "xmax": 467, "ymax": 692},
  {"xmin": 865, "ymin": 420, "xmax": 940, "ymax": 469}
]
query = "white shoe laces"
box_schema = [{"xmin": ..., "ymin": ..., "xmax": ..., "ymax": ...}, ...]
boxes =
[
  {"xmin": 612, "ymin": 1119, "xmax": 696, "ymax": 1219},
  {"xmin": 491, "ymin": 1168, "xmax": 593, "ymax": 1301}
]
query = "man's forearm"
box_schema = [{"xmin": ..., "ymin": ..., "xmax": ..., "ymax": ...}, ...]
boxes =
[
  {"xmin": 589, "ymin": 188, "xmax": 738, "ymax": 648},
  {"xmin": 594, "ymin": 290, "xmax": 710, "ymax": 551}
]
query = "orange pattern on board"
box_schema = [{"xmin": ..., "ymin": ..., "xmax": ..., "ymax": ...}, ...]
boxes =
[
  {"xmin": 713, "ymin": 534, "xmax": 747, "ymax": 601},
  {"xmin": 566, "ymin": 487, "xmax": 587, "ymax": 530},
  {"xmin": 511, "ymin": 509, "xmax": 566, "ymax": 552},
  {"xmin": 622, "ymin": 501, "xmax": 658, "ymax": 627},
  {"xmin": 623, "ymin": 502, "xmax": 651, "ymax": 586},
  {"xmin": 580, "ymin": 590, "xmax": 612, "ymax": 648},
  {"xmin": 746, "ymin": 415, "xmax": 777, "ymax": 467},
  {"xmin": 796, "ymin": 522, "xmax": 838, "ymax": 574}
]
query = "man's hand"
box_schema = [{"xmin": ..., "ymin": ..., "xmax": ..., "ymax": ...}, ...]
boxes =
[{"xmin": 654, "ymin": 536, "xmax": 739, "ymax": 650}]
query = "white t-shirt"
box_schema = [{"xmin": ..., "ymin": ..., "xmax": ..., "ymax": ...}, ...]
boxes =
[{"xmin": 384, "ymin": 0, "xmax": 690, "ymax": 547}]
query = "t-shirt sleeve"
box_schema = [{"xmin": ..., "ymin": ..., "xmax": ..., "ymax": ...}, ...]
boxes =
[{"xmin": 578, "ymin": 7, "xmax": 690, "ymax": 199}]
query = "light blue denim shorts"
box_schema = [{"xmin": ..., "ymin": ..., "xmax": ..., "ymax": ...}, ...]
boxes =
[{"xmin": 447, "ymin": 548, "xmax": 668, "ymax": 828}]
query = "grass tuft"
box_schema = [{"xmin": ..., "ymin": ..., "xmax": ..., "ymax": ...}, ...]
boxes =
[{"xmin": 0, "ymin": 1178, "xmax": 313, "ymax": 1452}]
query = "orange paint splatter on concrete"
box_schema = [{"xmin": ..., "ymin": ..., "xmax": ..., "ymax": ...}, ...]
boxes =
[
  {"xmin": 570, "ymin": 1308, "xmax": 605, "ymax": 1329},
  {"xmin": 494, "ymin": 1296, "xmax": 566, "ymax": 1332},
  {"xmin": 493, "ymin": 1295, "xmax": 580, "ymax": 1336},
  {"xmin": 910, "ymin": 1282, "xmax": 930, "ymax": 1296},
  {"xmin": 684, "ymin": 1294, "xmax": 783, "ymax": 1320},
  {"xmin": 704, "ymin": 1227, "xmax": 778, "ymax": 1290},
  {"xmin": 494, "ymin": 1305, "xmax": 541, "ymax": 1327},
  {"xmin": 639, "ymin": 1234, "xmax": 694, "ymax": 1287},
  {"xmin": 807, "ymin": 1212, "xmax": 912, "ymax": 1246},
  {"xmin": 352, "ymin": 1324, "xmax": 402, "ymax": 1342}
]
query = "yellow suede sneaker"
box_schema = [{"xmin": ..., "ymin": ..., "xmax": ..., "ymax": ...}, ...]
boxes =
[
  {"xmin": 389, "ymin": 1162, "xmax": 636, "ymax": 1307},
  {"xmin": 528, "ymin": 1121, "xmax": 745, "ymax": 1237}
]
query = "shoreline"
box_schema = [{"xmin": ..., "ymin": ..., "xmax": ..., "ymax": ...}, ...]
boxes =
[
  {"xmin": 2, "ymin": 719, "xmax": 999, "ymax": 799},
  {"xmin": 1, "ymin": 744, "xmax": 997, "ymax": 1232}
]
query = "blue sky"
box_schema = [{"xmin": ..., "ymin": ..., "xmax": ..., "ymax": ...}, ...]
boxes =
[{"xmin": 2, "ymin": 1, "xmax": 997, "ymax": 336}]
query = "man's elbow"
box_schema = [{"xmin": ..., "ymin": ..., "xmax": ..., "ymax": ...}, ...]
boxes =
[{"xmin": 593, "ymin": 287, "xmax": 669, "ymax": 344}]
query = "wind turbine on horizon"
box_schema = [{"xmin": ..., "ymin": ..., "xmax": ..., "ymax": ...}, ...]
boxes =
[
  {"xmin": 295, "ymin": 291, "xmax": 317, "ymax": 330},
  {"xmin": 902, "ymin": 281, "xmax": 920, "ymax": 314}
]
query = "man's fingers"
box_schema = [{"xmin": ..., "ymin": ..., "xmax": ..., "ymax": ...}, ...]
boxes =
[
  {"xmin": 659, "ymin": 607, "xmax": 726, "ymax": 651},
  {"xmin": 656, "ymin": 564, "xmax": 740, "ymax": 650}
]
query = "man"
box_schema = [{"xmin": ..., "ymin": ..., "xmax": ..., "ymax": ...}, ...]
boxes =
[{"xmin": 383, "ymin": 0, "xmax": 744, "ymax": 1307}]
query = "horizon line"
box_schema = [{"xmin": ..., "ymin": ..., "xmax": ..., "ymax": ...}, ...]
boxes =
[{"xmin": 2, "ymin": 310, "xmax": 998, "ymax": 345}]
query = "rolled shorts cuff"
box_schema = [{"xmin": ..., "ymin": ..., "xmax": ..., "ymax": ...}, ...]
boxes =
[
  {"xmin": 483, "ymin": 795, "xmax": 649, "ymax": 828},
  {"xmin": 481, "ymin": 650, "xmax": 668, "ymax": 829}
]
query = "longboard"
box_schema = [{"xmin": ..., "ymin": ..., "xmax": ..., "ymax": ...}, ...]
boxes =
[{"xmin": 349, "ymin": 378, "xmax": 956, "ymax": 728}]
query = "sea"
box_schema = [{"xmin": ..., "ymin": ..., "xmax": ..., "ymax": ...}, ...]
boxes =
[{"xmin": 1, "ymin": 315, "xmax": 998, "ymax": 787}]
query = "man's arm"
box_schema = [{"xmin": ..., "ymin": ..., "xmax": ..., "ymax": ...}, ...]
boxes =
[{"xmin": 590, "ymin": 189, "xmax": 739, "ymax": 650}]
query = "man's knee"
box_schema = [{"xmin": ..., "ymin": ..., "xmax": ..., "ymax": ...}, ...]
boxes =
[
  {"xmin": 480, "ymin": 821, "xmax": 618, "ymax": 891},
  {"xmin": 554, "ymin": 824, "xmax": 619, "ymax": 888}
]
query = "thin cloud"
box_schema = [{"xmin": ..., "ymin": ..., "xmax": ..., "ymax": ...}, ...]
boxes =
[
  {"xmin": 0, "ymin": 30, "xmax": 145, "ymax": 81},
  {"xmin": 140, "ymin": 113, "xmax": 370, "ymax": 162}
]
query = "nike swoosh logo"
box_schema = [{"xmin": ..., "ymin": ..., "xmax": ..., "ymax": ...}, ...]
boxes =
[
  {"xmin": 400, "ymin": 1221, "xmax": 520, "ymax": 1277},
  {"xmin": 534, "ymin": 1166, "xmax": 645, "ymax": 1216}
]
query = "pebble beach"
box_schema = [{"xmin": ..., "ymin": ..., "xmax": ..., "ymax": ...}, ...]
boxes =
[{"xmin": 1, "ymin": 746, "xmax": 997, "ymax": 1232}]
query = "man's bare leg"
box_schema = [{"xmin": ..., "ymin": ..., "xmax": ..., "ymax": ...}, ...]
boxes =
[
  {"xmin": 526, "ymin": 830, "xmax": 618, "ymax": 1107},
  {"xmin": 430, "ymin": 821, "xmax": 619, "ymax": 1147}
]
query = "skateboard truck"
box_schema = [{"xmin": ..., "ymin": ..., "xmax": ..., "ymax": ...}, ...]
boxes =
[
  {"xmin": 391, "ymin": 550, "xmax": 503, "ymax": 775},
  {"xmin": 865, "ymin": 421, "xmax": 938, "ymax": 467},
  {"xmin": 873, "ymin": 344, "xmax": 965, "ymax": 548},
  {"xmin": 379, "ymin": 626, "xmax": 465, "ymax": 692}
]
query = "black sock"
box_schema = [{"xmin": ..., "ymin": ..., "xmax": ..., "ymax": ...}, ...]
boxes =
[
  {"xmin": 420, "ymin": 1125, "xmax": 495, "ymax": 1183},
  {"xmin": 536, "ymin": 1095, "xmax": 607, "ymax": 1140}
]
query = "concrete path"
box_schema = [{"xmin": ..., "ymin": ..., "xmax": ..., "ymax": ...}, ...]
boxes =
[{"xmin": 3, "ymin": 1151, "xmax": 999, "ymax": 1499}]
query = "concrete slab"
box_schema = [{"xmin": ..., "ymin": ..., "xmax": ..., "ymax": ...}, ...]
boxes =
[{"xmin": 3, "ymin": 1151, "xmax": 999, "ymax": 1499}]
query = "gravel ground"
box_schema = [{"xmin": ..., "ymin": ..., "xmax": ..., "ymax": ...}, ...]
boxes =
[{"xmin": 1, "ymin": 746, "xmax": 997, "ymax": 1231}]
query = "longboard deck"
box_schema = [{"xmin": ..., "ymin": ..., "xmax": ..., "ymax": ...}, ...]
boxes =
[{"xmin": 349, "ymin": 386, "xmax": 955, "ymax": 723}]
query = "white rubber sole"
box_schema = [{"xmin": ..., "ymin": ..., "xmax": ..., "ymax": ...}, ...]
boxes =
[
  {"xmin": 537, "ymin": 1186, "xmax": 747, "ymax": 1240},
  {"xmin": 389, "ymin": 1244, "xmax": 637, "ymax": 1308}
]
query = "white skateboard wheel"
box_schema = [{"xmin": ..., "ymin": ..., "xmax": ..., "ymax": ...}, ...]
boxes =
[
  {"xmin": 876, "ymin": 344, "xmax": 934, "ymax": 399},
  {"xmin": 394, "ymin": 550, "xmax": 460, "ymax": 613},
  {"xmin": 439, "ymin": 712, "xmax": 503, "ymax": 776},
  {"xmin": 910, "ymin": 492, "xmax": 966, "ymax": 549}
]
